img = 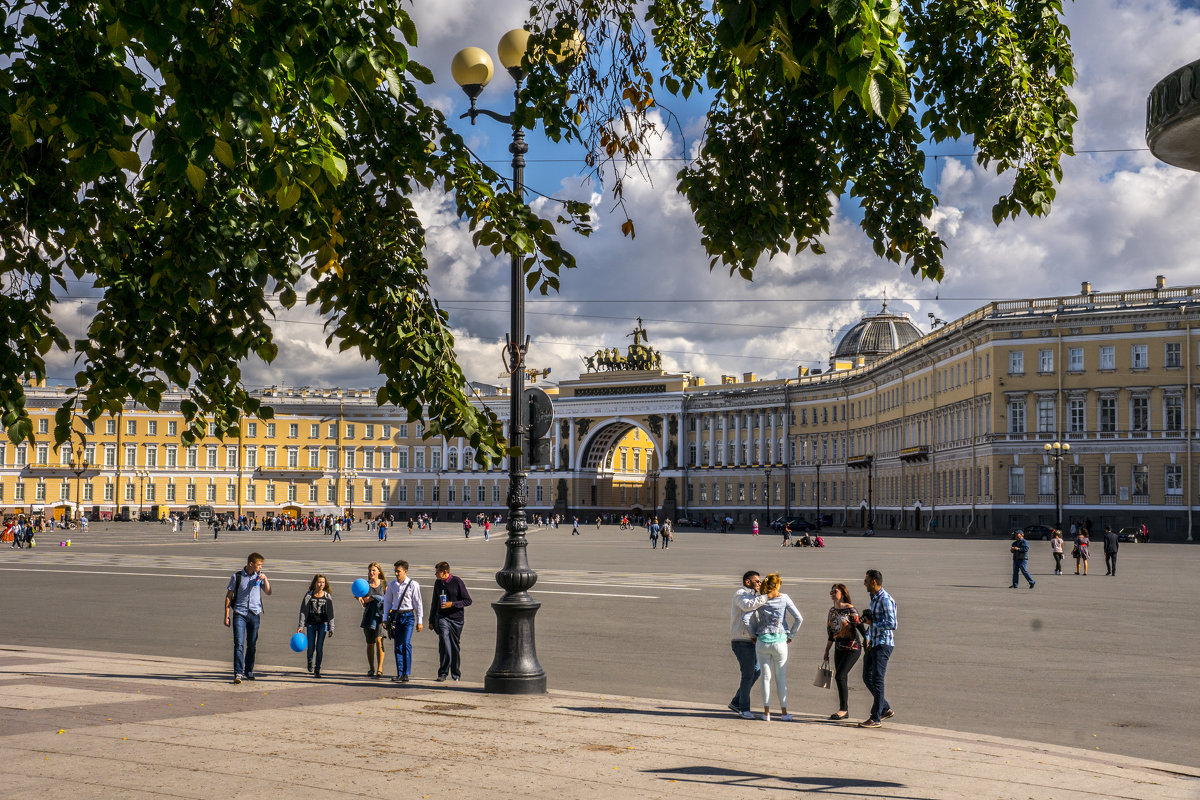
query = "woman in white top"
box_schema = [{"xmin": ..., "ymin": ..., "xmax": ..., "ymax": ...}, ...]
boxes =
[
  {"xmin": 748, "ymin": 573, "xmax": 803, "ymax": 722},
  {"xmin": 1050, "ymin": 529, "xmax": 1064, "ymax": 575}
]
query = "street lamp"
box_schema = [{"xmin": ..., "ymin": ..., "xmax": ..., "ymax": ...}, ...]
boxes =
[
  {"xmin": 343, "ymin": 468, "xmax": 358, "ymax": 519},
  {"xmin": 135, "ymin": 468, "xmax": 150, "ymax": 519},
  {"xmin": 452, "ymin": 28, "xmax": 579, "ymax": 694},
  {"xmin": 763, "ymin": 467, "xmax": 772, "ymax": 529},
  {"xmin": 69, "ymin": 443, "xmax": 89, "ymax": 525},
  {"xmin": 1044, "ymin": 441, "xmax": 1070, "ymax": 532}
]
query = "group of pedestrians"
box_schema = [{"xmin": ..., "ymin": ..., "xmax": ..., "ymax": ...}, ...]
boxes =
[
  {"xmin": 223, "ymin": 552, "xmax": 473, "ymax": 685},
  {"xmin": 729, "ymin": 567, "xmax": 897, "ymax": 728},
  {"xmin": 1028, "ymin": 522, "xmax": 1128, "ymax": 582}
]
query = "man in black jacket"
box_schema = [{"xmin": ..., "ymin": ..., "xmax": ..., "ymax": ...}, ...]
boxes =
[
  {"xmin": 430, "ymin": 561, "xmax": 473, "ymax": 682},
  {"xmin": 1103, "ymin": 526, "xmax": 1119, "ymax": 576}
]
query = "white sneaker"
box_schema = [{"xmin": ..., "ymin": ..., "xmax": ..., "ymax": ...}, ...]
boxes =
[
  {"xmin": 761, "ymin": 713, "xmax": 771, "ymax": 722},
  {"xmin": 778, "ymin": 714, "xmax": 793, "ymax": 721},
  {"xmin": 739, "ymin": 711, "xmax": 755, "ymax": 719}
]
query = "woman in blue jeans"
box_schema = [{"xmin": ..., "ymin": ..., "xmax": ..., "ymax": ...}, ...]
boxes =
[
  {"xmin": 748, "ymin": 573, "xmax": 803, "ymax": 721},
  {"xmin": 297, "ymin": 575, "xmax": 335, "ymax": 678}
]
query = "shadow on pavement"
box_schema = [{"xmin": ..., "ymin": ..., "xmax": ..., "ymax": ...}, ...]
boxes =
[
  {"xmin": 561, "ymin": 704, "xmax": 740, "ymax": 721},
  {"xmin": 645, "ymin": 766, "xmax": 921, "ymax": 796}
]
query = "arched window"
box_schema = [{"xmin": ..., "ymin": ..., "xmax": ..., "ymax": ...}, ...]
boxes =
[
  {"xmin": 447, "ymin": 448, "xmax": 458, "ymax": 470},
  {"xmin": 462, "ymin": 447, "xmax": 474, "ymax": 469}
]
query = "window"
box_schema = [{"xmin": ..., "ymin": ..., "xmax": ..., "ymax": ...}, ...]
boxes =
[
  {"xmin": 247, "ymin": 423, "xmax": 258, "ymax": 438},
  {"xmin": 226, "ymin": 484, "xmax": 236, "ymax": 501},
  {"xmin": 225, "ymin": 447, "xmax": 237, "ymax": 468},
  {"xmin": 386, "ymin": 450, "xmax": 396, "ymax": 469},
  {"xmin": 1008, "ymin": 351, "xmax": 1024, "ymax": 375},
  {"xmin": 397, "ymin": 424, "xmax": 407, "ymax": 438},
  {"xmin": 187, "ymin": 483, "xmax": 197, "ymax": 501},
  {"xmin": 146, "ymin": 446, "xmax": 158, "ymax": 467},
  {"xmin": 1098, "ymin": 397, "xmax": 1117, "ymax": 433},
  {"xmin": 264, "ymin": 447, "xmax": 276, "ymax": 468},
  {"xmin": 1100, "ymin": 465, "xmax": 1116, "ymax": 497},
  {"xmin": 310, "ymin": 424, "xmax": 320, "ymax": 438},
  {"xmin": 1099, "ymin": 346, "xmax": 1115, "ymax": 370},
  {"xmin": 206, "ymin": 447, "xmax": 217, "ymax": 467},
  {"xmin": 415, "ymin": 450, "xmax": 425, "ymax": 470},
  {"xmin": 246, "ymin": 483, "xmax": 256, "ymax": 501},
  {"xmin": 1166, "ymin": 342, "xmax": 1182, "ymax": 368},
  {"xmin": 309, "ymin": 484, "xmax": 318, "ymax": 502},
  {"xmin": 1038, "ymin": 349, "xmax": 1054, "ymax": 373},
  {"xmin": 477, "ymin": 485, "xmax": 486, "ymax": 503},
  {"xmin": 447, "ymin": 485, "xmax": 455, "ymax": 503},
  {"xmin": 1068, "ymin": 347, "xmax": 1084, "ymax": 372},
  {"xmin": 307, "ymin": 448, "xmax": 318, "ymax": 468},
  {"xmin": 365, "ymin": 424, "xmax": 375, "ymax": 439},
  {"xmin": 165, "ymin": 482, "xmax": 174, "ymax": 501},
  {"xmin": 1068, "ymin": 465, "xmax": 1084, "ymax": 495},
  {"xmin": 1036, "ymin": 397, "xmax": 1055, "ymax": 433},
  {"xmin": 1008, "ymin": 467, "xmax": 1024, "ymax": 496},
  {"xmin": 431, "ymin": 450, "xmax": 441, "ymax": 470},
  {"xmin": 1166, "ymin": 396, "xmax": 1183, "ymax": 432},
  {"xmin": 1166, "ymin": 464, "xmax": 1183, "ymax": 496},
  {"xmin": 492, "ymin": 484, "xmax": 501, "ymax": 503},
  {"xmin": 1131, "ymin": 344, "xmax": 1148, "ymax": 370},
  {"xmin": 289, "ymin": 423, "xmax": 298, "ymax": 438},
  {"xmin": 127, "ymin": 419, "xmax": 136, "ymax": 435},
  {"xmin": 15, "ymin": 482, "xmax": 25, "ymax": 501},
  {"xmin": 207, "ymin": 483, "xmax": 216, "ymax": 501},
  {"xmin": 287, "ymin": 448, "xmax": 299, "ymax": 468},
  {"xmin": 106, "ymin": 419, "xmax": 117, "ymax": 435},
  {"xmin": 1038, "ymin": 466, "xmax": 1055, "ymax": 495},
  {"xmin": 346, "ymin": 424, "xmax": 355, "ymax": 439},
  {"xmin": 38, "ymin": 418, "xmax": 49, "ymax": 434},
  {"xmin": 36, "ymin": 444, "xmax": 48, "ymax": 465},
  {"xmin": 85, "ymin": 481, "xmax": 94, "ymax": 500},
  {"xmin": 383, "ymin": 424, "xmax": 393, "ymax": 439},
  {"xmin": 1132, "ymin": 464, "xmax": 1149, "ymax": 497},
  {"xmin": 187, "ymin": 447, "xmax": 198, "ymax": 467},
  {"xmin": 1068, "ymin": 398, "xmax": 1085, "ymax": 433},
  {"xmin": 327, "ymin": 449, "xmax": 338, "ymax": 469},
  {"xmin": 166, "ymin": 447, "xmax": 178, "ymax": 467},
  {"xmin": 208, "ymin": 422, "xmax": 218, "ymax": 436},
  {"xmin": 328, "ymin": 424, "xmax": 337, "ymax": 438},
  {"xmin": 1131, "ymin": 396, "xmax": 1148, "ymax": 432},
  {"xmin": 125, "ymin": 445, "xmax": 136, "ymax": 467},
  {"xmin": 364, "ymin": 483, "xmax": 373, "ymax": 503},
  {"xmin": 288, "ymin": 483, "xmax": 297, "ymax": 502},
  {"xmin": 266, "ymin": 423, "xmax": 276, "ymax": 438},
  {"xmin": 1007, "ymin": 400, "xmax": 1026, "ymax": 434},
  {"xmin": 148, "ymin": 421, "xmax": 157, "ymax": 435},
  {"xmin": 168, "ymin": 421, "xmax": 177, "ymax": 436},
  {"xmin": 364, "ymin": 450, "xmax": 374, "ymax": 470}
]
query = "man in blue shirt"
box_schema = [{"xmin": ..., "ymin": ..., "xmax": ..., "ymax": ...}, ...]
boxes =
[
  {"xmin": 224, "ymin": 552, "xmax": 272, "ymax": 684},
  {"xmin": 858, "ymin": 569, "xmax": 897, "ymax": 728},
  {"xmin": 1011, "ymin": 532, "xmax": 1036, "ymax": 589}
]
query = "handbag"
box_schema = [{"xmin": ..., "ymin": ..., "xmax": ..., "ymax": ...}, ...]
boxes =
[
  {"xmin": 1071, "ymin": 545, "xmax": 1080, "ymax": 558},
  {"xmin": 813, "ymin": 659, "xmax": 832, "ymax": 689}
]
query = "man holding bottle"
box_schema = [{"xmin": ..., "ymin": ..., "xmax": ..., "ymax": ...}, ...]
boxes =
[{"xmin": 430, "ymin": 561, "xmax": 473, "ymax": 682}]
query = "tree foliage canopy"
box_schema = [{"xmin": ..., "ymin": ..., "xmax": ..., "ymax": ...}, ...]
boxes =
[{"xmin": 0, "ymin": 0, "xmax": 1073, "ymax": 456}]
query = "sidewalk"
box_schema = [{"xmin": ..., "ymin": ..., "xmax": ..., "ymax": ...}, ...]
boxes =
[{"xmin": 1, "ymin": 645, "xmax": 1195, "ymax": 799}]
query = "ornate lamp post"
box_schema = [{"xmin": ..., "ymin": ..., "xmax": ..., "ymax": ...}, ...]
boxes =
[
  {"xmin": 135, "ymin": 468, "xmax": 150, "ymax": 518},
  {"xmin": 1044, "ymin": 441, "xmax": 1070, "ymax": 532},
  {"xmin": 69, "ymin": 443, "xmax": 89, "ymax": 525},
  {"xmin": 343, "ymin": 467, "xmax": 358, "ymax": 519},
  {"xmin": 451, "ymin": 29, "xmax": 579, "ymax": 694}
]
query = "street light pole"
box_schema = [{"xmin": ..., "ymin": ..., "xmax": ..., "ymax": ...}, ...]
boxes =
[
  {"xmin": 763, "ymin": 467, "xmax": 772, "ymax": 528},
  {"xmin": 136, "ymin": 469, "xmax": 149, "ymax": 518},
  {"xmin": 452, "ymin": 29, "xmax": 578, "ymax": 694},
  {"xmin": 70, "ymin": 443, "xmax": 89, "ymax": 526},
  {"xmin": 1044, "ymin": 441, "xmax": 1070, "ymax": 531}
]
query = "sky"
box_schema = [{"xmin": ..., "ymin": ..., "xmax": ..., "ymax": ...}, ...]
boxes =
[{"xmin": 45, "ymin": 1, "xmax": 1200, "ymax": 393}]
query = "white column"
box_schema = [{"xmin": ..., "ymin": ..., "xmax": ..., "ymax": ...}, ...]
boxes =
[
  {"xmin": 568, "ymin": 418, "xmax": 577, "ymax": 470},
  {"xmin": 733, "ymin": 413, "xmax": 741, "ymax": 467},
  {"xmin": 708, "ymin": 413, "xmax": 716, "ymax": 467},
  {"xmin": 757, "ymin": 412, "xmax": 765, "ymax": 466},
  {"xmin": 676, "ymin": 413, "xmax": 684, "ymax": 468}
]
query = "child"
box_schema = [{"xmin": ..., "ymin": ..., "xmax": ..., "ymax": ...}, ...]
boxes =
[{"xmin": 298, "ymin": 575, "xmax": 335, "ymax": 678}]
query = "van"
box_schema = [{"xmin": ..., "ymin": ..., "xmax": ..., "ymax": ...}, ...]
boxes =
[{"xmin": 187, "ymin": 505, "xmax": 215, "ymax": 521}]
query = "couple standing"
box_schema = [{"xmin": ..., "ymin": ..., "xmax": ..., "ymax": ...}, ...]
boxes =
[{"xmin": 729, "ymin": 568, "xmax": 897, "ymax": 728}]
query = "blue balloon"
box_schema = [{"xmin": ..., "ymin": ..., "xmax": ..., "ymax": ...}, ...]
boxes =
[
  {"xmin": 290, "ymin": 632, "xmax": 308, "ymax": 653},
  {"xmin": 351, "ymin": 578, "xmax": 370, "ymax": 598}
]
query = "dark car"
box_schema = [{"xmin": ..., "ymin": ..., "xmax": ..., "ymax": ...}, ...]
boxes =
[
  {"xmin": 674, "ymin": 517, "xmax": 702, "ymax": 528},
  {"xmin": 1117, "ymin": 527, "xmax": 1147, "ymax": 543},
  {"xmin": 772, "ymin": 516, "xmax": 815, "ymax": 532},
  {"xmin": 1015, "ymin": 523, "xmax": 1058, "ymax": 540}
]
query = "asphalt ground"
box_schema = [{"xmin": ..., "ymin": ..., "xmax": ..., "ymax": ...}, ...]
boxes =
[{"xmin": 2, "ymin": 521, "xmax": 1196, "ymax": 768}]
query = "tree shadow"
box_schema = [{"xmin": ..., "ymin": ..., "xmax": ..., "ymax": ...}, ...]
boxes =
[
  {"xmin": 560, "ymin": 704, "xmax": 733, "ymax": 721},
  {"xmin": 647, "ymin": 766, "xmax": 927, "ymax": 797}
]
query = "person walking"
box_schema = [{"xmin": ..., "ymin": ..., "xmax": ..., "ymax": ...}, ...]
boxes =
[
  {"xmin": 822, "ymin": 583, "xmax": 865, "ymax": 721},
  {"xmin": 752, "ymin": 519, "xmax": 759, "ymax": 537},
  {"xmin": 1050, "ymin": 529, "xmax": 1064, "ymax": 575},
  {"xmin": 378, "ymin": 518, "xmax": 388, "ymax": 542},
  {"xmin": 408, "ymin": 516, "xmax": 414, "ymax": 535},
  {"xmin": 192, "ymin": 518, "xmax": 199, "ymax": 542},
  {"xmin": 649, "ymin": 520, "xmax": 660, "ymax": 549},
  {"xmin": 858, "ymin": 569, "xmax": 897, "ymax": 728},
  {"xmin": 661, "ymin": 519, "xmax": 672, "ymax": 549},
  {"xmin": 1010, "ymin": 532, "xmax": 1036, "ymax": 589},
  {"xmin": 1073, "ymin": 528, "xmax": 1091, "ymax": 575},
  {"xmin": 430, "ymin": 561, "xmax": 473, "ymax": 682},
  {"xmin": 781, "ymin": 523, "xmax": 791, "ymax": 547},
  {"xmin": 747, "ymin": 573, "xmax": 803, "ymax": 722},
  {"xmin": 332, "ymin": 519, "xmax": 342, "ymax": 542},
  {"xmin": 463, "ymin": 518, "xmax": 471, "ymax": 538},
  {"xmin": 483, "ymin": 519, "xmax": 490, "ymax": 541},
  {"xmin": 383, "ymin": 560, "xmax": 423, "ymax": 682},
  {"xmin": 728, "ymin": 570, "xmax": 769, "ymax": 719},
  {"xmin": 1103, "ymin": 525, "xmax": 1119, "ymax": 576},
  {"xmin": 224, "ymin": 552, "xmax": 272, "ymax": 684},
  {"xmin": 571, "ymin": 517, "xmax": 580, "ymax": 535},
  {"xmin": 297, "ymin": 574, "xmax": 335, "ymax": 678},
  {"xmin": 359, "ymin": 562, "xmax": 388, "ymax": 678}
]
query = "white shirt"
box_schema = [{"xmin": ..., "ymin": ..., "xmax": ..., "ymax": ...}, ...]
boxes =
[
  {"xmin": 383, "ymin": 577, "xmax": 424, "ymax": 620},
  {"xmin": 730, "ymin": 585, "xmax": 769, "ymax": 641}
]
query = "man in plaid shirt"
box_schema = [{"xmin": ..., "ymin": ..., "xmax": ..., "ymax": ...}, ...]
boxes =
[{"xmin": 858, "ymin": 569, "xmax": 897, "ymax": 728}]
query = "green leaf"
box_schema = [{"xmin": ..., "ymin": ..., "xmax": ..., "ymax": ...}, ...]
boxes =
[
  {"xmin": 829, "ymin": 0, "xmax": 859, "ymax": 27},
  {"xmin": 107, "ymin": 148, "xmax": 142, "ymax": 173},
  {"xmin": 185, "ymin": 162, "xmax": 206, "ymax": 191}
]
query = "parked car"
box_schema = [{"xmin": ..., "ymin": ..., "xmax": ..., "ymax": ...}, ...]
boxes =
[
  {"xmin": 1013, "ymin": 523, "xmax": 1058, "ymax": 540},
  {"xmin": 674, "ymin": 517, "xmax": 702, "ymax": 528},
  {"xmin": 772, "ymin": 516, "xmax": 815, "ymax": 533},
  {"xmin": 1117, "ymin": 527, "xmax": 1147, "ymax": 543}
]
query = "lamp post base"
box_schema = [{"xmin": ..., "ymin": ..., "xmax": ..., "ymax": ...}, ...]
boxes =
[{"xmin": 484, "ymin": 595, "xmax": 546, "ymax": 694}]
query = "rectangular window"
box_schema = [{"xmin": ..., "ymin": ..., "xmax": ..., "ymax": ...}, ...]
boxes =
[
  {"xmin": 492, "ymin": 484, "xmax": 501, "ymax": 503},
  {"xmin": 207, "ymin": 483, "xmax": 216, "ymax": 501},
  {"xmin": 311, "ymin": 424, "xmax": 320, "ymax": 438},
  {"xmin": 1037, "ymin": 398, "xmax": 1055, "ymax": 433},
  {"xmin": 1068, "ymin": 398, "xmax": 1085, "ymax": 433},
  {"xmin": 1098, "ymin": 397, "xmax": 1117, "ymax": 433},
  {"xmin": 1068, "ymin": 347, "xmax": 1084, "ymax": 372},
  {"xmin": 265, "ymin": 447, "xmax": 276, "ymax": 468},
  {"xmin": 187, "ymin": 483, "xmax": 197, "ymax": 501},
  {"xmin": 1100, "ymin": 465, "xmax": 1116, "ymax": 496},
  {"xmin": 431, "ymin": 450, "xmax": 441, "ymax": 470},
  {"xmin": 1068, "ymin": 465, "xmax": 1084, "ymax": 496},
  {"xmin": 365, "ymin": 424, "xmax": 375, "ymax": 439},
  {"xmin": 1038, "ymin": 349, "xmax": 1054, "ymax": 373},
  {"xmin": 38, "ymin": 418, "xmax": 49, "ymax": 434},
  {"xmin": 226, "ymin": 483, "xmax": 236, "ymax": 501},
  {"xmin": 1131, "ymin": 344, "xmax": 1148, "ymax": 370},
  {"xmin": 309, "ymin": 484, "xmax": 318, "ymax": 502},
  {"xmin": 165, "ymin": 482, "xmax": 174, "ymax": 501},
  {"xmin": 208, "ymin": 422, "xmax": 218, "ymax": 436},
  {"xmin": 245, "ymin": 448, "xmax": 257, "ymax": 469},
  {"xmin": 36, "ymin": 444, "xmax": 48, "ymax": 465},
  {"xmin": 383, "ymin": 424, "xmax": 392, "ymax": 439},
  {"xmin": 289, "ymin": 423, "xmax": 299, "ymax": 438},
  {"xmin": 246, "ymin": 483, "xmax": 256, "ymax": 502},
  {"xmin": 206, "ymin": 447, "xmax": 217, "ymax": 467},
  {"xmin": 106, "ymin": 419, "xmax": 117, "ymax": 435},
  {"xmin": 148, "ymin": 420, "xmax": 157, "ymax": 435},
  {"xmin": 266, "ymin": 423, "xmax": 276, "ymax": 438},
  {"xmin": 1099, "ymin": 346, "xmax": 1115, "ymax": 370},
  {"xmin": 1166, "ymin": 464, "xmax": 1183, "ymax": 495},
  {"xmin": 168, "ymin": 421, "xmax": 177, "ymax": 436},
  {"xmin": 1166, "ymin": 396, "xmax": 1183, "ymax": 432},
  {"xmin": 288, "ymin": 483, "xmax": 297, "ymax": 502},
  {"xmin": 1038, "ymin": 465, "xmax": 1055, "ymax": 495},
  {"xmin": 1007, "ymin": 400, "xmax": 1026, "ymax": 434},
  {"xmin": 1131, "ymin": 396, "xmax": 1149, "ymax": 432},
  {"xmin": 447, "ymin": 485, "xmax": 456, "ymax": 503},
  {"xmin": 385, "ymin": 450, "xmax": 395, "ymax": 470},
  {"xmin": 364, "ymin": 450, "xmax": 375, "ymax": 470},
  {"xmin": 146, "ymin": 446, "xmax": 158, "ymax": 467},
  {"xmin": 1008, "ymin": 467, "xmax": 1024, "ymax": 497},
  {"xmin": 308, "ymin": 448, "xmax": 318, "ymax": 468},
  {"xmin": 328, "ymin": 423, "xmax": 337, "ymax": 438},
  {"xmin": 1166, "ymin": 342, "xmax": 1182, "ymax": 368},
  {"xmin": 187, "ymin": 447, "xmax": 198, "ymax": 468},
  {"xmin": 125, "ymin": 445, "xmax": 136, "ymax": 467},
  {"xmin": 398, "ymin": 424, "xmax": 407, "ymax": 438},
  {"xmin": 415, "ymin": 451, "xmax": 425, "ymax": 470},
  {"xmin": 478, "ymin": 485, "xmax": 486, "ymax": 503},
  {"xmin": 225, "ymin": 447, "xmax": 237, "ymax": 468},
  {"xmin": 127, "ymin": 419, "xmax": 136, "ymax": 436},
  {"xmin": 248, "ymin": 422, "xmax": 258, "ymax": 437},
  {"xmin": 287, "ymin": 448, "xmax": 298, "ymax": 468},
  {"xmin": 346, "ymin": 424, "xmax": 355, "ymax": 439},
  {"xmin": 1132, "ymin": 464, "xmax": 1149, "ymax": 497},
  {"xmin": 1008, "ymin": 351, "xmax": 1024, "ymax": 375}
]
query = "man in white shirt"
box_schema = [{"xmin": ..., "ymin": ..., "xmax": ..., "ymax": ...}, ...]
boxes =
[
  {"xmin": 729, "ymin": 570, "xmax": 769, "ymax": 719},
  {"xmin": 383, "ymin": 559, "xmax": 424, "ymax": 682}
]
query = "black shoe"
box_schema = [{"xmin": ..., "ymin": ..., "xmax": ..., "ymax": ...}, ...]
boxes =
[
  {"xmin": 313, "ymin": 671, "xmax": 322, "ymax": 679},
  {"xmin": 1029, "ymin": 582, "xmax": 1035, "ymax": 589},
  {"xmin": 401, "ymin": 674, "xmax": 410, "ymax": 682},
  {"xmin": 245, "ymin": 674, "xmax": 256, "ymax": 681},
  {"xmin": 391, "ymin": 675, "xmax": 402, "ymax": 682},
  {"xmin": 881, "ymin": 708, "xmax": 895, "ymax": 720},
  {"xmin": 436, "ymin": 675, "xmax": 448, "ymax": 682},
  {"xmin": 307, "ymin": 664, "xmax": 313, "ymax": 673}
]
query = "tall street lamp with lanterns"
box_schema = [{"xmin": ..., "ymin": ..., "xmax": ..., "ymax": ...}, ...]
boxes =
[
  {"xmin": 763, "ymin": 467, "xmax": 773, "ymax": 529},
  {"xmin": 135, "ymin": 469, "xmax": 150, "ymax": 519},
  {"xmin": 1044, "ymin": 441, "xmax": 1070, "ymax": 532},
  {"xmin": 69, "ymin": 443, "xmax": 89, "ymax": 525},
  {"xmin": 451, "ymin": 28, "xmax": 580, "ymax": 695},
  {"xmin": 343, "ymin": 468, "xmax": 358, "ymax": 520}
]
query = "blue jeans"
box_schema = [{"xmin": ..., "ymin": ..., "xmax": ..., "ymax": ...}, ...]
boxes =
[
  {"xmin": 435, "ymin": 617, "xmax": 464, "ymax": 679},
  {"xmin": 232, "ymin": 612, "xmax": 261, "ymax": 678},
  {"xmin": 730, "ymin": 640, "xmax": 760, "ymax": 713},
  {"xmin": 862, "ymin": 644, "xmax": 893, "ymax": 722},
  {"xmin": 391, "ymin": 612, "xmax": 416, "ymax": 676},
  {"xmin": 1012, "ymin": 559, "xmax": 1034, "ymax": 587},
  {"xmin": 305, "ymin": 624, "xmax": 328, "ymax": 672}
]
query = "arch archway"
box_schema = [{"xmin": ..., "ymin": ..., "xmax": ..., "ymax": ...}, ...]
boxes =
[{"xmin": 575, "ymin": 418, "xmax": 662, "ymax": 473}]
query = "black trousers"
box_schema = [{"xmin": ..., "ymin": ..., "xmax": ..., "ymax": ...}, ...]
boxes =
[
  {"xmin": 833, "ymin": 646, "xmax": 861, "ymax": 713},
  {"xmin": 436, "ymin": 617, "xmax": 464, "ymax": 679},
  {"xmin": 1105, "ymin": 551, "xmax": 1117, "ymax": 574}
]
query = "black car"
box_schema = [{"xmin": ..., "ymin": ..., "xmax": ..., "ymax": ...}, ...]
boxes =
[
  {"xmin": 1015, "ymin": 523, "xmax": 1058, "ymax": 540},
  {"xmin": 772, "ymin": 516, "xmax": 815, "ymax": 532},
  {"xmin": 674, "ymin": 517, "xmax": 702, "ymax": 528},
  {"xmin": 1117, "ymin": 527, "xmax": 1147, "ymax": 543}
]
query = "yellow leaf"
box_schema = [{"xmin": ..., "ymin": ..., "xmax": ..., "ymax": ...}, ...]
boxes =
[
  {"xmin": 212, "ymin": 139, "xmax": 234, "ymax": 169},
  {"xmin": 185, "ymin": 162, "xmax": 206, "ymax": 192}
]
